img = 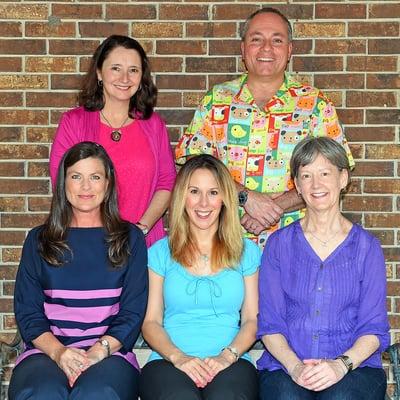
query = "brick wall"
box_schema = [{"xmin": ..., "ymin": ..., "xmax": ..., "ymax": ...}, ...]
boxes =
[{"xmin": 0, "ymin": 0, "xmax": 399, "ymax": 395}]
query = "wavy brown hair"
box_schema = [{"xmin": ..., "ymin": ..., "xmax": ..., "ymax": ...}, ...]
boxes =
[
  {"xmin": 169, "ymin": 155, "xmax": 243, "ymax": 272},
  {"xmin": 78, "ymin": 35, "xmax": 157, "ymax": 119},
  {"xmin": 39, "ymin": 142, "xmax": 130, "ymax": 268}
]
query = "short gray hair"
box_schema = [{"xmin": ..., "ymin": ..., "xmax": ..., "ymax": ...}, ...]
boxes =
[
  {"xmin": 290, "ymin": 137, "xmax": 350, "ymax": 181},
  {"xmin": 240, "ymin": 7, "xmax": 293, "ymax": 42}
]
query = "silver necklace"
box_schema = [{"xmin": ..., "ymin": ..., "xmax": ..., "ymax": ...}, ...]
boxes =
[
  {"xmin": 307, "ymin": 229, "xmax": 341, "ymax": 247},
  {"xmin": 100, "ymin": 110, "xmax": 130, "ymax": 142}
]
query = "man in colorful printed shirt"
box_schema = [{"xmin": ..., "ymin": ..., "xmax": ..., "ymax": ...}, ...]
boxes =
[{"xmin": 176, "ymin": 7, "xmax": 354, "ymax": 249}]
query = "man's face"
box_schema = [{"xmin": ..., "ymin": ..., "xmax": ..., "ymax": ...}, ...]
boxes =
[{"xmin": 241, "ymin": 12, "xmax": 292, "ymax": 82}]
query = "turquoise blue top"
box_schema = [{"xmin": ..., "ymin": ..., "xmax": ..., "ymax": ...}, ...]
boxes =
[{"xmin": 147, "ymin": 237, "xmax": 261, "ymax": 362}]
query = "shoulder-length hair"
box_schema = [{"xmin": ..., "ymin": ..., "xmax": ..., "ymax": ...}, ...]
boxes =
[
  {"xmin": 78, "ymin": 35, "xmax": 157, "ymax": 119},
  {"xmin": 39, "ymin": 142, "xmax": 130, "ymax": 268},
  {"xmin": 169, "ymin": 154, "xmax": 243, "ymax": 272}
]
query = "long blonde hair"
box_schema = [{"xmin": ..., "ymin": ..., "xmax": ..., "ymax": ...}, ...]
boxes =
[{"xmin": 169, "ymin": 155, "xmax": 243, "ymax": 272}]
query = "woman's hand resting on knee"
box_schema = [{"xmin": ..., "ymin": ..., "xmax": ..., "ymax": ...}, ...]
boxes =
[
  {"xmin": 170, "ymin": 352, "xmax": 213, "ymax": 388},
  {"xmin": 204, "ymin": 349, "xmax": 235, "ymax": 378}
]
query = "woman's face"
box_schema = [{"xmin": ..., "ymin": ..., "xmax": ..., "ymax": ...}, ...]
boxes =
[
  {"xmin": 185, "ymin": 168, "xmax": 224, "ymax": 235},
  {"xmin": 295, "ymin": 153, "xmax": 348, "ymax": 213},
  {"xmin": 97, "ymin": 46, "xmax": 143, "ymax": 106},
  {"xmin": 65, "ymin": 157, "xmax": 109, "ymax": 225}
]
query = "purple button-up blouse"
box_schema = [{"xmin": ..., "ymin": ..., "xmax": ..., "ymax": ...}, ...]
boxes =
[{"xmin": 257, "ymin": 220, "xmax": 390, "ymax": 371}]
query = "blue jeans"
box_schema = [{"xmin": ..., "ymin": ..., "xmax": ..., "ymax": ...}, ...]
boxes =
[
  {"xmin": 259, "ymin": 367, "xmax": 387, "ymax": 400},
  {"xmin": 8, "ymin": 354, "xmax": 140, "ymax": 400}
]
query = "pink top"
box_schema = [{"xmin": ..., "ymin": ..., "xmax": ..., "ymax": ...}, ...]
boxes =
[{"xmin": 50, "ymin": 107, "xmax": 176, "ymax": 246}]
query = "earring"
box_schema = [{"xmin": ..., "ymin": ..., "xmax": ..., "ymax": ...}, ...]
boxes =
[{"xmin": 97, "ymin": 80, "xmax": 103, "ymax": 87}]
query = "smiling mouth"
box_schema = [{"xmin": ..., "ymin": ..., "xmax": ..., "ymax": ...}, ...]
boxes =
[
  {"xmin": 78, "ymin": 195, "xmax": 95, "ymax": 200},
  {"xmin": 311, "ymin": 192, "xmax": 328, "ymax": 198},
  {"xmin": 256, "ymin": 57, "xmax": 275, "ymax": 62},
  {"xmin": 195, "ymin": 210, "xmax": 212, "ymax": 218}
]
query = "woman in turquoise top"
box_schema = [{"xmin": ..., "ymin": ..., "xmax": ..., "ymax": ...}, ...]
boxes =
[{"xmin": 139, "ymin": 154, "xmax": 260, "ymax": 400}]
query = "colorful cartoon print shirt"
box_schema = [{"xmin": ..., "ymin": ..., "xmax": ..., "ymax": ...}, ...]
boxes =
[{"xmin": 176, "ymin": 73, "xmax": 354, "ymax": 249}]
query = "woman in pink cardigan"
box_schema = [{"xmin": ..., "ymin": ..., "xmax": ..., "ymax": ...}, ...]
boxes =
[{"xmin": 50, "ymin": 35, "xmax": 176, "ymax": 247}]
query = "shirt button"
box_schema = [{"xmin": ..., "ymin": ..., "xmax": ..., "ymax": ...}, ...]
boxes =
[
  {"xmin": 317, "ymin": 287, "xmax": 322, "ymax": 291},
  {"xmin": 313, "ymin": 334, "xmax": 319, "ymax": 340},
  {"xmin": 316, "ymin": 310, "xmax": 320, "ymax": 315}
]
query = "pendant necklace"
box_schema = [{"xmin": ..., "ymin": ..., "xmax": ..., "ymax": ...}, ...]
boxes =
[
  {"xmin": 200, "ymin": 254, "xmax": 209, "ymax": 266},
  {"xmin": 307, "ymin": 229, "xmax": 341, "ymax": 247},
  {"xmin": 100, "ymin": 110, "xmax": 130, "ymax": 142}
]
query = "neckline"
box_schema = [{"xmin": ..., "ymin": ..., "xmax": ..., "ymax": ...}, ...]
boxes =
[{"xmin": 295, "ymin": 220, "xmax": 356, "ymax": 263}]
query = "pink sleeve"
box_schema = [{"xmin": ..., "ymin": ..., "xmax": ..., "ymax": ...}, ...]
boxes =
[{"xmin": 153, "ymin": 115, "xmax": 176, "ymax": 192}]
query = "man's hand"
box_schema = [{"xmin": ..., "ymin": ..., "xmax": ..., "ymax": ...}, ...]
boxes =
[
  {"xmin": 244, "ymin": 191, "xmax": 284, "ymax": 228},
  {"xmin": 241, "ymin": 214, "xmax": 266, "ymax": 235}
]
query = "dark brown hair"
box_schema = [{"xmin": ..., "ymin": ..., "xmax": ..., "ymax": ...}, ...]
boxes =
[
  {"xmin": 78, "ymin": 35, "xmax": 157, "ymax": 119},
  {"xmin": 39, "ymin": 142, "xmax": 130, "ymax": 268}
]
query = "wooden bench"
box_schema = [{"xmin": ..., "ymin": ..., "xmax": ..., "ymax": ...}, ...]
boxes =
[{"xmin": 0, "ymin": 332, "xmax": 398, "ymax": 399}]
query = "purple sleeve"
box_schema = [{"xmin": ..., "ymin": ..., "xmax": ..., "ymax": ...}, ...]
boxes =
[
  {"xmin": 257, "ymin": 233, "xmax": 289, "ymax": 340},
  {"xmin": 352, "ymin": 238, "xmax": 390, "ymax": 352},
  {"xmin": 152, "ymin": 114, "xmax": 176, "ymax": 192}
]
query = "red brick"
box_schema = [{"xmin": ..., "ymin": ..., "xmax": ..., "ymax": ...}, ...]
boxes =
[
  {"xmin": 156, "ymin": 40, "xmax": 206, "ymax": 55},
  {"xmin": 0, "ymin": 22, "xmax": 22, "ymax": 37},
  {"xmin": 149, "ymin": 57, "xmax": 183, "ymax": 73},
  {"xmin": 315, "ymin": 39, "xmax": 366, "ymax": 54},
  {"xmin": 342, "ymin": 196, "xmax": 392, "ymax": 212},
  {"xmin": 0, "ymin": 162, "xmax": 24, "ymax": 177},
  {"xmin": 353, "ymin": 162, "xmax": 394, "ymax": 177},
  {"xmin": 315, "ymin": 4, "xmax": 366, "ymax": 19},
  {"xmin": 347, "ymin": 56, "xmax": 398, "ymax": 72},
  {"xmin": 369, "ymin": 3, "xmax": 400, "ymax": 18},
  {"xmin": 0, "ymin": 231, "xmax": 25, "ymax": 246},
  {"xmin": 28, "ymin": 161, "xmax": 49, "ymax": 178},
  {"xmin": 209, "ymin": 74, "xmax": 240, "ymax": 88},
  {"xmin": 349, "ymin": 22, "xmax": 399, "ymax": 37},
  {"xmin": 348, "ymin": 144, "xmax": 363, "ymax": 160},
  {"xmin": 208, "ymin": 39, "xmax": 240, "ymax": 56},
  {"xmin": 365, "ymin": 214, "xmax": 400, "ymax": 229},
  {"xmin": 0, "ymin": 198, "xmax": 25, "ymax": 212},
  {"xmin": 186, "ymin": 22, "xmax": 236, "ymax": 38},
  {"xmin": 157, "ymin": 92, "xmax": 182, "ymax": 108},
  {"xmin": 336, "ymin": 109, "xmax": 364, "ymax": 125},
  {"xmin": 28, "ymin": 197, "xmax": 52, "ymax": 212},
  {"xmin": 323, "ymin": 91, "xmax": 342, "ymax": 107},
  {"xmin": 366, "ymin": 110, "xmax": 399, "ymax": 125},
  {"xmin": 369, "ymin": 39, "xmax": 400, "ymax": 55},
  {"xmin": 364, "ymin": 179, "xmax": 400, "ymax": 194},
  {"xmin": 51, "ymin": 74, "xmax": 83, "ymax": 90},
  {"xmin": 1, "ymin": 93, "xmax": 23, "ymax": 107},
  {"xmin": 367, "ymin": 74, "xmax": 400, "ymax": 89},
  {"xmin": 1, "ymin": 214, "xmax": 48, "ymax": 228},
  {"xmin": 27, "ymin": 127, "xmax": 57, "ymax": 144},
  {"xmin": 0, "ymin": 4, "xmax": 48, "ymax": 19},
  {"xmin": 347, "ymin": 179, "xmax": 361, "ymax": 195},
  {"xmin": 345, "ymin": 127, "xmax": 395, "ymax": 143},
  {"xmin": 384, "ymin": 248, "xmax": 400, "ymax": 263},
  {"xmin": 106, "ymin": 4, "xmax": 156, "ymax": 19},
  {"xmin": 0, "ymin": 39, "xmax": 45, "ymax": 55},
  {"xmin": 365, "ymin": 229, "xmax": 394, "ymax": 246},
  {"xmin": 346, "ymin": 91, "xmax": 397, "ymax": 108},
  {"xmin": 26, "ymin": 92, "xmax": 77, "ymax": 108},
  {"xmin": 26, "ymin": 57, "xmax": 76, "ymax": 73},
  {"xmin": 366, "ymin": 144, "xmax": 400, "ymax": 159},
  {"xmin": 187, "ymin": 57, "xmax": 236, "ymax": 73},
  {"xmin": 314, "ymin": 74, "xmax": 364, "ymax": 89},
  {"xmin": 2, "ymin": 248, "xmax": 22, "ymax": 263},
  {"xmin": 160, "ymin": 4, "xmax": 208, "ymax": 20},
  {"xmin": 52, "ymin": 4, "xmax": 102, "ymax": 19},
  {"xmin": 26, "ymin": 22, "xmax": 75, "ymax": 37},
  {"xmin": 0, "ymin": 110, "xmax": 48, "ymax": 126},
  {"xmin": 212, "ymin": 4, "xmax": 258, "ymax": 20},
  {"xmin": 79, "ymin": 22, "xmax": 128, "ymax": 38},
  {"xmin": 0, "ymin": 179, "xmax": 49, "ymax": 195},
  {"xmin": 156, "ymin": 75, "xmax": 206, "ymax": 90},
  {"xmin": 49, "ymin": 40, "xmax": 100, "ymax": 56},
  {"xmin": 133, "ymin": 23, "xmax": 183, "ymax": 38},
  {"xmin": 295, "ymin": 23, "xmax": 345, "ymax": 38},
  {"xmin": 183, "ymin": 92, "xmax": 206, "ymax": 108},
  {"xmin": 0, "ymin": 299, "xmax": 14, "ymax": 313},
  {"xmin": 0, "ymin": 74, "xmax": 48, "ymax": 90},
  {"xmin": 0, "ymin": 57, "xmax": 22, "ymax": 72},
  {"xmin": 292, "ymin": 40, "xmax": 313, "ymax": 55},
  {"xmin": 3, "ymin": 282, "xmax": 15, "ymax": 297},
  {"xmin": 0, "ymin": 266, "xmax": 18, "ymax": 280},
  {"xmin": 342, "ymin": 213, "xmax": 362, "ymax": 225},
  {"xmin": 0, "ymin": 144, "xmax": 48, "ymax": 160},
  {"xmin": 293, "ymin": 56, "xmax": 343, "ymax": 72},
  {"xmin": 158, "ymin": 110, "xmax": 195, "ymax": 126}
]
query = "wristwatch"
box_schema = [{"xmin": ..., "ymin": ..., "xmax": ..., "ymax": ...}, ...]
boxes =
[
  {"xmin": 222, "ymin": 346, "xmax": 239, "ymax": 362},
  {"xmin": 136, "ymin": 222, "xmax": 149, "ymax": 236},
  {"xmin": 238, "ymin": 189, "xmax": 248, "ymax": 206},
  {"xmin": 98, "ymin": 338, "xmax": 111, "ymax": 357},
  {"xmin": 335, "ymin": 355, "xmax": 353, "ymax": 372}
]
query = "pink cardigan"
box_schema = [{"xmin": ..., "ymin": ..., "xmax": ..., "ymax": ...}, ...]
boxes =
[{"xmin": 50, "ymin": 106, "xmax": 176, "ymax": 246}]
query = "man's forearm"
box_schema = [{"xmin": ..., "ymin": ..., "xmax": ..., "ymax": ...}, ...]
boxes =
[{"xmin": 273, "ymin": 188, "xmax": 305, "ymax": 213}]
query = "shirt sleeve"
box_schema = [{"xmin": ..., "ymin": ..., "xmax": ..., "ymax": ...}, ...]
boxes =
[
  {"xmin": 148, "ymin": 238, "xmax": 169, "ymax": 277},
  {"xmin": 175, "ymin": 91, "xmax": 217, "ymax": 165},
  {"xmin": 105, "ymin": 227, "xmax": 149, "ymax": 352},
  {"xmin": 14, "ymin": 228, "xmax": 51, "ymax": 344},
  {"xmin": 352, "ymin": 236, "xmax": 390, "ymax": 352},
  {"xmin": 257, "ymin": 233, "xmax": 289, "ymax": 340},
  {"xmin": 239, "ymin": 239, "xmax": 261, "ymax": 276},
  {"xmin": 309, "ymin": 94, "xmax": 355, "ymax": 170},
  {"xmin": 153, "ymin": 115, "xmax": 176, "ymax": 192}
]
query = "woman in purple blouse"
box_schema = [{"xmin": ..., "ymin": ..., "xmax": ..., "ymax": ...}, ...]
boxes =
[{"xmin": 258, "ymin": 137, "xmax": 389, "ymax": 400}]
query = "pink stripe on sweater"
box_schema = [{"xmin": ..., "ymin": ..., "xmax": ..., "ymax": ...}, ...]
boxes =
[
  {"xmin": 44, "ymin": 288, "xmax": 122, "ymax": 299},
  {"xmin": 50, "ymin": 325, "xmax": 108, "ymax": 337},
  {"xmin": 44, "ymin": 303, "xmax": 119, "ymax": 323}
]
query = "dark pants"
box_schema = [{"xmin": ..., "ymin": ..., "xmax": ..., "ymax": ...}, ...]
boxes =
[
  {"xmin": 139, "ymin": 359, "xmax": 259, "ymax": 400},
  {"xmin": 259, "ymin": 367, "xmax": 387, "ymax": 400},
  {"xmin": 8, "ymin": 354, "xmax": 140, "ymax": 400}
]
